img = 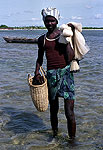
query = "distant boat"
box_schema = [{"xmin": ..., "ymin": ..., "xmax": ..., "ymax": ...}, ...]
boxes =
[{"xmin": 3, "ymin": 37, "xmax": 38, "ymax": 44}]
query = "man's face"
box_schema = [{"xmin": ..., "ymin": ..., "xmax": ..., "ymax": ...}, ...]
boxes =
[{"xmin": 44, "ymin": 16, "xmax": 58, "ymax": 32}]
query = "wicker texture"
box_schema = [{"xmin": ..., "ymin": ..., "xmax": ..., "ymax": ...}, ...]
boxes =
[{"xmin": 28, "ymin": 67, "xmax": 48, "ymax": 112}]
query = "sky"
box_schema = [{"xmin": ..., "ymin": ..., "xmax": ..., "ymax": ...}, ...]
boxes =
[{"xmin": 0, "ymin": 0, "xmax": 103, "ymax": 27}]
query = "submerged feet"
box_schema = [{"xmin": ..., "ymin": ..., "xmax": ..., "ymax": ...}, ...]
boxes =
[
  {"xmin": 52, "ymin": 129, "xmax": 75, "ymax": 141},
  {"xmin": 53, "ymin": 129, "xmax": 58, "ymax": 138}
]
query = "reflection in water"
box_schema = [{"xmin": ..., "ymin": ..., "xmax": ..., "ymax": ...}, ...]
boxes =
[{"xmin": 2, "ymin": 107, "xmax": 46, "ymax": 134}]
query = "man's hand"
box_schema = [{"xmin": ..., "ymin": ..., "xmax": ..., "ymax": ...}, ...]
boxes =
[
  {"xmin": 32, "ymin": 74, "xmax": 44, "ymax": 85},
  {"xmin": 67, "ymin": 23, "xmax": 75, "ymax": 32}
]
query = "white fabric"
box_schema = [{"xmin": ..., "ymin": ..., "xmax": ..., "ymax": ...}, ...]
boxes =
[
  {"xmin": 59, "ymin": 22, "xmax": 89, "ymax": 72},
  {"xmin": 41, "ymin": 7, "xmax": 60, "ymax": 21},
  {"xmin": 69, "ymin": 22, "xmax": 82, "ymax": 32},
  {"xmin": 59, "ymin": 24, "xmax": 73, "ymax": 48}
]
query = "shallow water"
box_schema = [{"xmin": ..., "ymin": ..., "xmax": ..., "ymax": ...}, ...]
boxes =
[{"xmin": 0, "ymin": 29, "xmax": 103, "ymax": 150}]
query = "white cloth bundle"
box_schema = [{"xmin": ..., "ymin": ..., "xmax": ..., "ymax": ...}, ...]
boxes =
[{"xmin": 59, "ymin": 22, "xmax": 89, "ymax": 72}]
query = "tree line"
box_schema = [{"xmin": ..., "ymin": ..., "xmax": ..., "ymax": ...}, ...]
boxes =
[
  {"xmin": 0, "ymin": 24, "xmax": 103, "ymax": 30},
  {"xmin": 0, "ymin": 25, "xmax": 46, "ymax": 29}
]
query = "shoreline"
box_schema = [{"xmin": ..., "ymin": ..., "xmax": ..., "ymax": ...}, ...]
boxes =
[
  {"xmin": 0, "ymin": 28, "xmax": 103, "ymax": 31},
  {"xmin": 82, "ymin": 29, "xmax": 103, "ymax": 30},
  {"xmin": 0, "ymin": 28, "xmax": 47, "ymax": 31}
]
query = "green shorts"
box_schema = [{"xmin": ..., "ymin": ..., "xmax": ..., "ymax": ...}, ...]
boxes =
[{"xmin": 47, "ymin": 65, "xmax": 75, "ymax": 100}]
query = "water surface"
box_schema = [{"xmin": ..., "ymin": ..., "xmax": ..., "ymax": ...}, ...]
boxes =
[{"xmin": 0, "ymin": 29, "xmax": 103, "ymax": 150}]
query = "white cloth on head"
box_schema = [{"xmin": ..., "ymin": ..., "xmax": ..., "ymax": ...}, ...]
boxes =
[
  {"xmin": 41, "ymin": 7, "xmax": 60, "ymax": 21},
  {"xmin": 59, "ymin": 22, "xmax": 90, "ymax": 72}
]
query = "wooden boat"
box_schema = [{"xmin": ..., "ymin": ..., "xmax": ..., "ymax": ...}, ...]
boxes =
[{"xmin": 3, "ymin": 37, "xmax": 38, "ymax": 44}]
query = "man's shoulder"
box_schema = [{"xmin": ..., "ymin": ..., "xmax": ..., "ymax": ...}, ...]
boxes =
[
  {"xmin": 38, "ymin": 34, "xmax": 46, "ymax": 48},
  {"xmin": 38, "ymin": 34, "xmax": 45, "ymax": 43}
]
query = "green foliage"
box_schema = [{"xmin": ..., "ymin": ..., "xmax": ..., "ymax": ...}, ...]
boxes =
[
  {"xmin": 0, "ymin": 24, "xmax": 46, "ymax": 29},
  {"xmin": 83, "ymin": 27, "xmax": 103, "ymax": 29},
  {"xmin": 0, "ymin": 25, "xmax": 8, "ymax": 28},
  {"xmin": 1, "ymin": 24, "xmax": 103, "ymax": 30}
]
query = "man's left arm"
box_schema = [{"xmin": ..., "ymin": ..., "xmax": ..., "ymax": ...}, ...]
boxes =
[{"xmin": 66, "ymin": 42, "xmax": 75, "ymax": 63}]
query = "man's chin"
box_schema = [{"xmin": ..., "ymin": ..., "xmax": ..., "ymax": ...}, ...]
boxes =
[{"xmin": 48, "ymin": 27, "xmax": 54, "ymax": 32}]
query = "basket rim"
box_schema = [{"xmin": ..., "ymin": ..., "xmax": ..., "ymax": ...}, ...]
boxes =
[{"xmin": 28, "ymin": 76, "xmax": 47, "ymax": 88}]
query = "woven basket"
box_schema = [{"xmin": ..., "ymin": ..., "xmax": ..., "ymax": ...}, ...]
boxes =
[{"xmin": 28, "ymin": 67, "xmax": 48, "ymax": 112}]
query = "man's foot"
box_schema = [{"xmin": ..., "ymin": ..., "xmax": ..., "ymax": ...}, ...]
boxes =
[
  {"xmin": 53, "ymin": 129, "xmax": 58, "ymax": 138},
  {"xmin": 68, "ymin": 136, "xmax": 76, "ymax": 144},
  {"xmin": 69, "ymin": 136, "xmax": 75, "ymax": 140}
]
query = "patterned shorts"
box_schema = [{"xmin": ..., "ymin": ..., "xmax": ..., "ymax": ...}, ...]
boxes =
[{"xmin": 47, "ymin": 65, "xmax": 75, "ymax": 100}]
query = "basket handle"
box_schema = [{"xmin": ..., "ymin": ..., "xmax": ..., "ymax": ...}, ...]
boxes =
[
  {"xmin": 28, "ymin": 74, "xmax": 31, "ymax": 83},
  {"xmin": 40, "ymin": 66, "xmax": 46, "ymax": 80}
]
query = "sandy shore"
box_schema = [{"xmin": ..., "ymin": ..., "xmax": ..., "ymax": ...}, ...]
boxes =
[{"xmin": 0, "ymin": 28, "xmax": 103, "ymax": 31}]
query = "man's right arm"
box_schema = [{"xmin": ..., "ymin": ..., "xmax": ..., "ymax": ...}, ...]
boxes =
[{"xmin": 35, "ymin": 35, "xmax": 45, "ymax": 76}]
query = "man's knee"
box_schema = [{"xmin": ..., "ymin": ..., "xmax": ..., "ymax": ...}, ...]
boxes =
[
  {"xmin": 64, "ymin": 100, "xmax": 75, "ymax": 121},
  {"xmin": 65, "ymin": 109, "xmax": 75, "ymax": 121}
]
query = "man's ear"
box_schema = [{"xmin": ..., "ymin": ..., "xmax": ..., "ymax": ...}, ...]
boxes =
[{"xmin": 56, "ymin": 20, "xmax": 58, "ymax": 24}]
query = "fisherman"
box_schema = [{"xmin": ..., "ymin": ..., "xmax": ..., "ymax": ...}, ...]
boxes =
[{"xmin": 34, "ymin": 7, "xmax": 76, "ymax": 140}]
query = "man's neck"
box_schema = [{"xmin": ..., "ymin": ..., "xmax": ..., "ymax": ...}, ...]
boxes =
[{"xmin": 47, "ymin": 28, "xmax": 60, "ymax": 39}]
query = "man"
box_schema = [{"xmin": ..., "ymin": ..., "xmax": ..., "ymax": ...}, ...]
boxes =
[{"xmin": 35, "ymin": 7, "xmax": 76, "ymax": 139}]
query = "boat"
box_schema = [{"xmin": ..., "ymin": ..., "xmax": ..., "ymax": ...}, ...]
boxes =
[{"xmin": 3, "ymin": 37, "xmax": 38, "ymax": 44}]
